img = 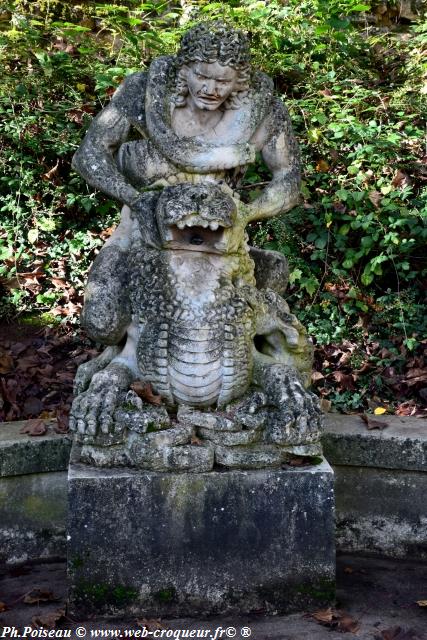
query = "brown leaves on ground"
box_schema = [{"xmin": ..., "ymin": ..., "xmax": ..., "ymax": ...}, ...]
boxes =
[
  {"xmin": 23, "ymin": 589, "xmax": 61, "ymax": 604},
  {"xmin": 137, "ymin": 619, "xmax": 167, "ymax": 632},
  {"xmin": 287, "ymin": 456, "xmax": 315, "ymax": 467},
  {"xmin": 0, "ymin": 323, "xmax": 99, "ymax": 427},
  {"xmin": 360, "ymin": 413, "xmax": 389, "ymax": 430},
  {"xmin": 377, "ymin": 627, "xmax": 427, "ymax": 640},
  {"xmin": 31, "ymin": 608, "xmax": 66, "ymax": 629},
  {"xmin": 130, "ymin": 381, "xmax": 162, "ymax": 406},
  {"xmin": 311, "ymin": 607, "xmax": 360, "ymax": 632},
  {"xmin": 312, "ymin": 332, "xmax": 427, "ymax": 416},
  {"xmin": 19, "ymin": 419, "xmax": 48, "ymax": 437}
]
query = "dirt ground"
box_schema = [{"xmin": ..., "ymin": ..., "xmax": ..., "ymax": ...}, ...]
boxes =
[{"xmin": 1, "ymin": 555, "xmax": 426, "ymax": 639}]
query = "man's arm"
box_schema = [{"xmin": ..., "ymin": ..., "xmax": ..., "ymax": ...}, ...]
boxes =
[
  {"xmin": 245, "ymin": 100, "xmax": 301, "ymax": 222},
  {"xmin": 72, "ymin": 74, "xmax": 146, "ymax": 208}
]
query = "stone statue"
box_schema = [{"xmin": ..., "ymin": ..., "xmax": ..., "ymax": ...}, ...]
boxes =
[{"xmin": 69, "ymin": 23, "xmax": 322, "ymax": 471}]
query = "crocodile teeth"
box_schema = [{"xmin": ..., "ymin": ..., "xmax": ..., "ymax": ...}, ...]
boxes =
[
  {"xmin": 200, "ymin": 220, "xmax": 209, "ymax": 228},
  {"xmin": 177, "ymin": 220, "xmax": 186, "ymax": 230},
  {"xmin": 209, "ymin": 221, "xmax": 219, "ymax": 231}
]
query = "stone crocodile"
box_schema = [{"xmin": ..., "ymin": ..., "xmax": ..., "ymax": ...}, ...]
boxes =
[{"xmin": 70, "ymin": 183, "xmax": 322, "ymax": 471}]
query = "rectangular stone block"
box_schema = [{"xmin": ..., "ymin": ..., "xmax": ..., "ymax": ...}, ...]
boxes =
[
  {"xmin": 0, "ymin": 471, "xmax": 67, "ymax": 564},
  {"xmin": 68, "ymin": 458, "xmax": 335, "ymax": 617},
  {"xmin": 0, "ymin": 420, "xmax": 72, "ymax": 477},
  {"xmin": 323, "ymin": 413, "xmax": 426, "ymax": 472},
  {"xmin": 334, "ymin": 465, "xmax": 427, "ymax": 559}
]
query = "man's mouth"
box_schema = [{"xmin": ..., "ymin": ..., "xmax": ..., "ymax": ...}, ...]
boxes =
[{"xmin": 197, "ymin": 94, "xmax": 219, "ymax": 103}]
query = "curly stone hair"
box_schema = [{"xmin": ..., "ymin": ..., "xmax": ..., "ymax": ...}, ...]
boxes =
[{"xmin": 174, "ymin": 22, "xmax": 252, "ymax": 110}]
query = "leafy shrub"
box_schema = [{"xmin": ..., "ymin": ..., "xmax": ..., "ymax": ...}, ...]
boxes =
[{"xmin": 0, "ymin": 0, "xmax": 425, "ymax": 411}]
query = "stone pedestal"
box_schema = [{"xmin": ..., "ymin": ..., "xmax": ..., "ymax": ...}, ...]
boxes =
[{"xmin": 68, "ymin": 455, "xmax": 335, "ymax": 618}]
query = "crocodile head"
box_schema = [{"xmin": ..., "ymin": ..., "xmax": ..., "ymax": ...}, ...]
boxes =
[{"xmin": 156, "ymin": 183, "xmax": 243, "ymax": 254}]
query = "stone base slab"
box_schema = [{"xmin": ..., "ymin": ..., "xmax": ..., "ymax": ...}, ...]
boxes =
[
  {"xmin": 68, "ymin": 458, "xmax": 335, "ymax": 618},
  {"xmin": 335, "ymin": 465, "xmax": 427, "ymax": 559},
  {"xmin": 0, "ymin": 472, "xmax": 67, "ymax": 564}
]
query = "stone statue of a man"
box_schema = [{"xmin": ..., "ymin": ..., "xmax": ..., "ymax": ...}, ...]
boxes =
[
  {"xmin": 69, "ymin": 22, "xmax": 322, "ymax": 470},
  {"xmin": 72, "ymin": 22, "xmax": 300, "ymax": 222}
]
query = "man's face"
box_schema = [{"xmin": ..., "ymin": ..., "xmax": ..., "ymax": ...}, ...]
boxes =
[{"xmin": 185, "ymin": 61, "xmax": 238, "ymax": 111}]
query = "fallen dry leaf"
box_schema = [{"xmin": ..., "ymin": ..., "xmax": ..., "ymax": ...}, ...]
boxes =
[
  {"xmin": 374, "ymin": 407, "xmax": 387, "ymax": 415},
  {"xmin": 191, "ymin": 435, "xmax": 203, "ymax": 446},
  {"xmin": 130, "ymin": 381, "xmax": 162, "ymax": 405},
  {"xmin": 54, "ymin": 408, "xmax": 69, "ymax": 433},
  {"xmin": 392, "ymin": 169, "xmax": 411, "ymax": 189},
  {"xmin": 416, "ymin": 599, "xmax": 427, "ymax": 607},
  {"xmin": 0, "ymin": 350, "xmax": 13, "ymax": 374},
  {"xmin": 0, "ymin": 601, "xmax": 8, "ymax": 612},
  {"xmin": 360, "ymin": 413, "xmax": 389, "ymax": 430},
  {"xmin": 24, "ymin": 589, "xmax": 60, "ymax": 604},
  {"xmin": 312, "ymin": 371, "xmax": 325, "ymax": 382},
  {"xmin": 311, "ymin": 607, "xmax": 360, "ymax": 633},
  {"xmin": 23, "ymin": 396, "xmax": 43, "ymax": 417},
  {"xmin": 31, "ymin": 608, "xmax": 65, "ymax": 629},
  {"xmin": 369, "ymin": 190, "xmax": 382, "ymax": 208},
  {"xmin": 20, "ymin": 419, "xmax": 48, "ymax": 437},
  {"xmin": 312, "ymin": 607, "xmax": 333, "ymax": 623},
  {"xmin": 316, "ymin": 159, "xmax": 330, "ymax": 172},
  {"xmin": 320, "ymin": 398, "xmax": 331, "ymax": 413},
  {"xmin": 137, "ymin": 619, "xmax": 167, "ymax": 632},
  {"xmin": 287, "ymin": 456, "xmax": 313, "ymax": 467}
]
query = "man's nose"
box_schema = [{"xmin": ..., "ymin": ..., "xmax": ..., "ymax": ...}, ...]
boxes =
[{"xmin": 202, "ymin": 79, "xmax": 216, "ymax": 94}]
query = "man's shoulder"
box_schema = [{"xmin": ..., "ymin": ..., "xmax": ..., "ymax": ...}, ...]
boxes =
[{"xmin": 111, "ymin": 71, "xmax": 148, "ymax": 125}]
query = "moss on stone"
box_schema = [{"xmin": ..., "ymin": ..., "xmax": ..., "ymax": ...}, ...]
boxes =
[
  {"xmin": 154, "ymin": 586, "xmax": 176, "ymax": 603},
  {"xmin": 75, "ymin": 581, "xmax": 138, "ymax": 609},
  {"xmin": 22, "ymin": 495, "xmax": 58, "ymax": 521},
  {"xmin": 122, "ymin": 402, "xmax": 138, "ymax": 412},
  {"xmin": 70, "ymin": 556, "xmax": 84, "ymax": 569},
  {"xmin": 292, "ymin": 578, "xmax": 336, "ymax": 602}
]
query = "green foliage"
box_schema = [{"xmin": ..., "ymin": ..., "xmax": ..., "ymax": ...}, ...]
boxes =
[{"xmin": 0, "ymin": 0, "xmax": 425, "ymax": 411}]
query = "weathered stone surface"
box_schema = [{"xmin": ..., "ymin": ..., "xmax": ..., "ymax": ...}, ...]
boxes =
[
  {"xmin": 68, "ymin": 460, "xmax": 335, "ymax": 617},
  {"xmin": 334, "ymin": 465, "xmax": 427, "ymax": 559},
  {"xmin": 68, "ymin": 22, "xmax": 322, "ymax": 469},
  {"xmin": 215, "ymin": 444, "xmax": 283, "ymax": 469},
  {"xmin": 323, "ymin": 413, "xmax": 427, "ymax": 472},
  {"xmin": 177, "ymin": 406, "xmax": 237, "ymax": 431},
  {"xmin": 2, "ymin": 415, "xmax": 426, "ymax": 565},
  {"xmin": 250, "ymin": 246, "xmax": 289, "ymax": 296},
  {"xmin": 132, "ymin": 423, "xmax": 194, "ymax": 448},
  {"xmin": 0, "ymin": 472, "xmax": 67, "ymax": 564},
  {"xmin": 198, "ymin": 425, "xmax": 262, "ymax": 446},
  {"xmin": 0, "ymin": 420, "xmax": 71, "ymax": 477},
  {"xmin": 125, "ymin": 432, "xmax": 213, "ymax": 472},
  {"xmin": 114, "ymin": 400, "xmax": 171, "ymax": 434}
]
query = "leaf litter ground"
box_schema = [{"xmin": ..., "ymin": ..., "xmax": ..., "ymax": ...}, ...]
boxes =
[
  {"xmin": 0, "ymin": 321, "xmax": 425, "ymax": 432},
  {"xmin": 0, "ymin": 556, "xmax": 426, "ymax": 638}
]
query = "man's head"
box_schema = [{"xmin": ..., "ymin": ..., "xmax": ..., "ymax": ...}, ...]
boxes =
[{"xmin": 174, "ymin": 22, "xmax": 251, "ymax": 110}]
